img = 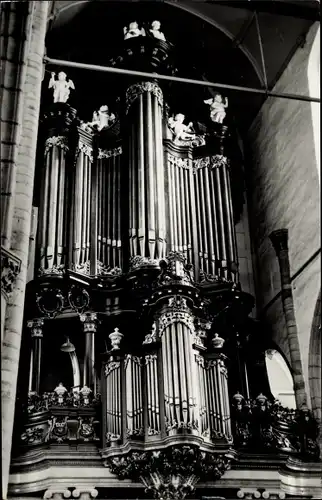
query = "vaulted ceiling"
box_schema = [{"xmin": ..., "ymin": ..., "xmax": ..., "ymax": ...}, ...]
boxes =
[{"xmin": 44, "ymin": 0, "xmax": 320, "ymax": 132}]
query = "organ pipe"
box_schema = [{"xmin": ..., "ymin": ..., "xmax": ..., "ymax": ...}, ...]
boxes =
[
  {"xmin": 38, "ymin": 138, "xmax": 69, "ymax": 273},
  {"xmin": 126, "ymin": 82, "xmax": 166, "ymax": 259}
]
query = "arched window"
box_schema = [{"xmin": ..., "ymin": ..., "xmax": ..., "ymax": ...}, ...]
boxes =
[{"xmin": 265, "ymin": 349, "xmax": 296, "ymax": 409}]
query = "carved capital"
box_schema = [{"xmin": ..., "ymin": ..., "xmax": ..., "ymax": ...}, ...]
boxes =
[
  {"xmin": 157, "ymin": 296, "xmax": 195, "ymax": 336},
  {"xmin": 237, "ymin": 490, "xmax": 286, "ymax": 499},
  {"xmin": 27, "ymin": 318, "xmax": 44, "ymax": 338},
  {"xmin": 125, "ymin": 81, "xmax": 163, "ymax": 113},
  {"xmin": 72, "ymin": 487, "xmax": 98, "ymax": 499},
  {"xmin": 43, "ymin": 488, "xmax": 71, "ymax": 499},
  {"xmin": 269, "ymin": 228, "xmax": 289, "ymax": 255},
  {"xmin": 44, "ymin": 135, "xmax": 69, "ymax": 155},
  {"xmin": 79, "ymin": 312, "xmax": 98, "ymax": 333},
  {"xmin": 1, "ymin": 247, "xmax": 21, "ymax": 300},
  {"xmin": 209, "ymin": 154, "xmax": 229, "ymax": 169}
]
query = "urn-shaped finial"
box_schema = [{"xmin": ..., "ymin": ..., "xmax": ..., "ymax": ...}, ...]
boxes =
[
  {"xmin": 232, "ymin": 391, "xmax": 244, "ymax": 405},
  {"xmin": 256, "ymin": 393, "xmax": 268, "ymax": 407},
  {"xmin": 109, "ymin": 327, "xmax": 123, "ymax": 350},
  {"xmin": 212, "ymin": 333, "xmax": 225, "ymax": 349}
]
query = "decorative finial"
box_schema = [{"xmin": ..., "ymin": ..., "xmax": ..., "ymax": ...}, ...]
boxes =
[
  {"xmin": 211, "ymin": 333, "xmax": 225, "ymax": 349},
  {"xmin": 109, "ymin": 327, "xmax": 123, "ymax": 350}
]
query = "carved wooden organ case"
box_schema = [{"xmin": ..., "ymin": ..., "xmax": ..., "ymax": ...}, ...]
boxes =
[{"xmin": 17, "ymin": 34, "xmax": 275, "ymax": 497}]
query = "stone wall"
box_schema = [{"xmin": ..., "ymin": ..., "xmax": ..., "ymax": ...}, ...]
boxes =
[{"xmin": 247, "ymin": 22, "xmax": 321, "ymax": 406}]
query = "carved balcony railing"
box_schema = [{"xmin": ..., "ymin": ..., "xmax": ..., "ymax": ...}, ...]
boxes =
[
  {"xmin": 231, "ymin": 393, "xmax": 320, "ymax": 461},
  {"xmin": 18, "ymin": 390, "xmax": 101, "ymax": 447}
]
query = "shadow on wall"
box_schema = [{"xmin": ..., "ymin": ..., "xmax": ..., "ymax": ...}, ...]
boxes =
[{"xmin": 308, "ymin": 288, "xmax": 321, "ymax": 423}]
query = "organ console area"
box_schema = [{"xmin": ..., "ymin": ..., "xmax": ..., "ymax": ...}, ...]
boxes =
[{"xmin": 12, "ymin": 20, "xmax": 319, "ymax": 500}]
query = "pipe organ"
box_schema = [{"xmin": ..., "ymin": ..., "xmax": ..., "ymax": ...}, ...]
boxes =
[{"xmin": 14, "ymin": 24, "xmax": 317, "ymax": 500}]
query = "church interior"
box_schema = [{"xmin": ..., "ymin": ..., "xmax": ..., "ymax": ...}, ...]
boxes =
[{"xmin": 1, "ymin": 1, "xmax": 321, "ymax": 500}]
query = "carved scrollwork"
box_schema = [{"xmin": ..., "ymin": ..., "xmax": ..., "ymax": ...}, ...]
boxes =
[
  {"xmin": 156, "ymin": 296, "xmax": 195, "ymax": 337},
  {"xmin": 68, "ymin": 286, "xmax": 90, "ymax": 313},
  {"xmin": 78, "ymin": 143, "xmax": 93, "ymax": 161},
  {"xmin": 27, "ymin": 318, "xmax": 44, "ymax": 338},
  {"xmin": 125, "ymin": 81, "xmax": 163, "ymax": 113},
  {"xmin": 44, "ymin": 135, "xmax": 69, "ymax": 155},
  {"xmin": 20, "ymin": 426, "xmax": 45, "ymax": 445},
  {"xmin": 78, "ymin": 143, "xmax": 122, "ymax": 162},
  {"xmin": 130, "ymin": 255, "xmax": 160, "ymax": 270},
  {"xmin": 158, "ymin": 252, "xmax": 194, "ymax": 287},
  {"xmin": 1, "ymin": 247, "xmax": 21, "ymax": 299},
  {"xmin": 231, "ymin": 396, "xmax": 320, "ymax": 459},
  {"xmin": 47, "ymin": 416, "xmax": 69, "ymax": 443},
  {"xmin": 210, "ymin": 154, "xmax": 229, "ymax": 169},
  {"xmin": 36, "ymin": 287, "xmax": 64, "ymax": 318},
  {"xmin": 193, "ymin": 155, "xmax": 229, "ymax": 173},
  {"xmin": 104, "ymin": 361, "xmax": 121, "ymax": 377},
  {"xmin": 38, "ymin": 264, "xmax": 65, "ymax": 277},
  {"xmin": 77, "ymin": 416, "xmax": 98, "ymax": 441},
  {"xmin": 106, "ymin": 445, "xmax": 231, "ymax": 499},
  {"xmin": 98, "ymin": 146, "xmax": 122, "ymax": 159},
  {"xmin": 106, "ymin": 431, "xmax": 121, "ymax": 442}
]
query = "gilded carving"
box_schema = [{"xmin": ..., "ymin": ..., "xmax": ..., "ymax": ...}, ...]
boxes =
[{"xmin": 125, "ymin": 81, "xmax": 163, "ymax": 113}]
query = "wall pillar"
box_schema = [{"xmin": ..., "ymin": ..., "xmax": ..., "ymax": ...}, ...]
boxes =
[
  {"xmin": 269, "ymin": 229, "xmax": 307, "ymax": 409},
  {"xmin": 1, "ymin": 2, "xmax": 49, "ymax": 498}
]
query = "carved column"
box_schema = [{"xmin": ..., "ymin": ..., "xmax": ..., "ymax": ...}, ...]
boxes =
[
  {"xmin": 1, "ymin": 3, "xmax": 49, "ymax": 499},
  {"xmin": 27, "ymin": 318, "xmax": 44, "ymax": 394},
  {"xmin": 126, "ymin": 81, "xmax": 166, "ymax": 259},
  {"xmin": 0, "ymin": 1, "xmax": 32, "ymax": 249},
  {"xmin": 80, "ymin": 313, "xmax": 98, "ymax": 390},
  {"xmin": 269, "ymin": 229, "xmax": 306, "ymax": 408}
]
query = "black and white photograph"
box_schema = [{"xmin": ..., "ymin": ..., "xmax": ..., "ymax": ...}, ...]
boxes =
[{"xmin": 1, "ymin": 1, "xmax": 321, "ymax": 499}]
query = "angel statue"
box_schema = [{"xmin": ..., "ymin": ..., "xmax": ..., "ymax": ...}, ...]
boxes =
[
  {"xmin": 92, "ymin": 105, "xmax": 116, "ymax": 131},
  {"xmin": 168, "ymin": 113, "xmax": 196, "ymax": 142},
  {"xmin": 149, "ymin": 20, "xmax": 166, "ymax": 41},
  {"xmin": 49, "ymin": 71, "xmax": 75, "ymax": 103},
  {"xmin": 124, "ymin": 21, "xmax": 146, "ymax": 40},
  {"xmin": 82, "ymin": 105, "xmax": 116, "ymax": 133},
  {"xmin": 204, "ymin": 93, "xmax": 228, "ymax": 124}
]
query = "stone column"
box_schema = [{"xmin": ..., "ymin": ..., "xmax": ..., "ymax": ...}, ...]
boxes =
[
  {"xmin": 1, "ymin": 1, "xmax": 32, "ymax": 249},
  {"xmin": 1, "ymin": 248, "xmax": 21, "ymax": 344},
  {"xmin": 80, "ymin": 313, "xmax": 98, "ymax": 391},
  {"xmin": 27, "ymin": 318, "xmax": 44, "ymax": 394},
  {"xmin": 1, "ymin": 2, "xmax": 49, "ymax": 499},
  {"xmin": 269, "ymin": 228, "xmax": 307, "ymax": 409}
]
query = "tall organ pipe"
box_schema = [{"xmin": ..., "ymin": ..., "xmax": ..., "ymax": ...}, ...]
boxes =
[
  {"xmin": 37, "ymin": 141, "xmax": 68, "ymax": 272},
  {"xmin": 126, "ymin": 82, "xmax": 166, "ymax": 259}
]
